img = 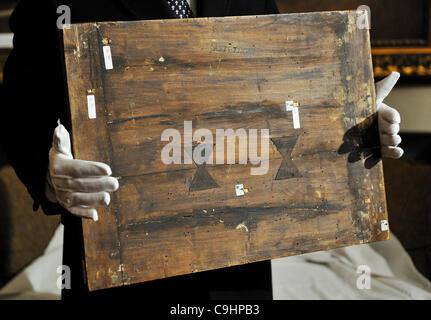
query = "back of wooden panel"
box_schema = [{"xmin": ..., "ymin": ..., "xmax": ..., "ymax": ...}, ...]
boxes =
[{"xmin": 62, "ymin": 11, "xmax": 388, "ymax": 291}]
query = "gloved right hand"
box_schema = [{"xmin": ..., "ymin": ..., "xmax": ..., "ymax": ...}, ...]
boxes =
[
  {"xmin": 45, "ymin": 124, "xmax": 119, "ymax": 221},
  {"xmin": 375, "ymin": 72, "xmax": 403, "ymax": 159}
]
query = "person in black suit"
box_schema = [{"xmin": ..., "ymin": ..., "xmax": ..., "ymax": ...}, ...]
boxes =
[
  {"xmin": 0, "ymin": 0, "xmax": 403, "ymax": 300},
  {"xmin": 0, "ymin": 0, "xmax": 281, "ymax": 300}
]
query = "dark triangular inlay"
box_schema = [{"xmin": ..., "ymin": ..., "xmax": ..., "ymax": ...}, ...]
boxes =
[
  {"xmin": 189, "ymin": 165, "xmax": 220, "ymax": 191},
  {"xmin": 188, "ymin": 142, "xmax": 220, "ymax": 192},
  {"xmin": 271, "ymin": 135, "xmax": 302, "ymax": 180}
]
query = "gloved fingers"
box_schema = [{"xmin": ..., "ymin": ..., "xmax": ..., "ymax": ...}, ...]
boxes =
[
  {"xmin": 67, "ymin": 205, "xmax": 98, "ymax": 221},
  {"xmin": 380, "ymin": 133, "xmax": 401, "ymax": 147},
  {"xmin": 51, "ymin": 176, "xmax": 119, "ymax": 193},
  {"xmin": 52, "ymin": 124, "xmax": 73, "ymax": 157},
  {"xmin": 378, "ymin": 103, "xmax": 401, "ymax": 124},
  {"xmin": 51, "ymin": 158, "xmax": 112, "ymax": 177},
  {"xmin": 379, "ymin": 118, "xmax": 400, "ymax": 135},
  {"xmin": 381, "ymin": 146, "xmax": 404, "ymax": 159},
  {"xmin": 57, "ymin": 191, "xmax": 111, "ymax": 207},
  {"xmin": 376, "ymin": 72, "xmax": 400, "ymax": 106}
]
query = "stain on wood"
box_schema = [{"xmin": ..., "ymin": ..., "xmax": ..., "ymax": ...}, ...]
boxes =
[{"xmin": 62, "ymin": 12, "xmax": 389, "ymax": 291}]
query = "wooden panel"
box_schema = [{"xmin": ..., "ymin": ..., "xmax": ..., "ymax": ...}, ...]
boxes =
[{"xmin": 62, "ymin": 12, "xmax": 388, "ymax": 291}]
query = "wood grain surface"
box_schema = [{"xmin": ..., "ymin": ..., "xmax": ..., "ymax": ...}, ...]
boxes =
[{"xmin": 62, "ymin": 11, "xmax": 388, "ymax": 291}]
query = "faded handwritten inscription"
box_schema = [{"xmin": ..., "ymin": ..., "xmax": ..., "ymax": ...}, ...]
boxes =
[{"xmin": 210, "ymin": 42, "xmax": 256, "ymax": 55}]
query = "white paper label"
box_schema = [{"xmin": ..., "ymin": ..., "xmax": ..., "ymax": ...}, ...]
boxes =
[
  {"xmin": 87, "ymin": 95, "xmax": 96, "ymax": 119},
  {"xmin": 286, "ymin": 100, "xmax": 294, "ymax": 111},
  {"xmin": 381, "ymin": 220, "xmax": 389, "ymax": 231},
  {"xmin": 292, "ymin": 107, "xmax": 300, "ymax": 129},
  {"xmin": 286, "ymin": 101, "xmax": 301, "ymax": 129},
  {"xmin": 235, "ymin": 184, "xmax": 245, "ymax": 196},
  {"xmin": 103, "ymin": 45, "xmax": 113, "ymax": 70}
]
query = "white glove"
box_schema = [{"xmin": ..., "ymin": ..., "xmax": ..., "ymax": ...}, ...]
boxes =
[
  {"xmin": 376, "ymin": 72, "xmax": 403, "ymax": 159},
  {"xmin": 45, "ymin": 124, "xmax": 119, "ymax": 221}
]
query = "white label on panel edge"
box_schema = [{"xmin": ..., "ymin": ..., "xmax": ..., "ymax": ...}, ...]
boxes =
[
  {"xmin": 103, "ymin": 45, "xmax": 113, "ymax": 70},
  {"xmin": 87, "ymin": 95, "xmax": 96, "ymax": 119}
]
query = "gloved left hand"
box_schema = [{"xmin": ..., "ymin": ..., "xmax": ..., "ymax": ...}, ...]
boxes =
[{"xmin": 45, "ymin": 123, "xmax": 119, "ymax": 221}]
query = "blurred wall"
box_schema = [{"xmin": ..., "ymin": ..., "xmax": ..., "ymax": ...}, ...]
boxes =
[{"xmin": 386, "ymin": 86, "xmax": 431, "ymax": 133}]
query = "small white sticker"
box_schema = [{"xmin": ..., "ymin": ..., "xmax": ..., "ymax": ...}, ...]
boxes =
[
  {"xmin": 285, "ymin": 100, "xmax": 294, "ymax": 111},
  {"xmin": 285, "ymin": 101, "xmax": 301, "ymax": 129},
  {"xmin": 292, "ymin": 107, "xmax": 300, "ymax": 129},
  {"xmin": 381, "ymin": 220, "xmax": 389, "ymax": 231},
  {"xmin": 103, "ymin": 45, "xmax": 113, "ymax": 70},
  {"xmin": 235, "ymin": 184, "xmax": 245, "ymax": 196},
  {"xmin": 87, "ymin": 95, "xmax": 96, "ymax": 119}
]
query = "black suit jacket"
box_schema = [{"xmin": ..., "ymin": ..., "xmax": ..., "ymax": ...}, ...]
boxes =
[{"xmin": 1, "ymin": 0, "xmax": 279, "ymax": 300}]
